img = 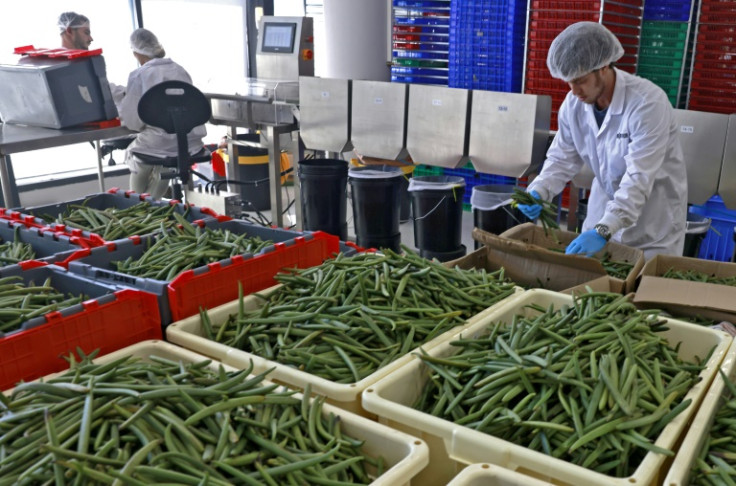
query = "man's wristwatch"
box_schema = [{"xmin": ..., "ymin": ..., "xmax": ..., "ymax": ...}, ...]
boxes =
[{"xmin": 594, "ymin": 224, "xmax": 612, "ymax": 241}]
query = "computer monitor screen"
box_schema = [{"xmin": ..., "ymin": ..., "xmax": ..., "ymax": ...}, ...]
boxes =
[{"xmin": 261, "ymin": 22, "xmax": 297, "ymax": 53}]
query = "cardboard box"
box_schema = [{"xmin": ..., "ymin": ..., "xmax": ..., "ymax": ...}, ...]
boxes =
[
  {"xmin": 634, "ymin": 254, "xmax": 736, "ymax": 324},
  {"xmin": 470, "ymin": 224, "xmax": 644, "ymax": 293}
]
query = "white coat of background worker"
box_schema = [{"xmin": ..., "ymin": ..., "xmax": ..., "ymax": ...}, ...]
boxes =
[
  {"xmin": 114, "ymin": 28, "xmax": 206, "ymax": 199},
  {"xmin": 517, "ymin": 22, "xmax": 687, "ymax": 260},
  {"xmin": 58, "ymin": 12, "xmax": 93, "ymax": 50}
]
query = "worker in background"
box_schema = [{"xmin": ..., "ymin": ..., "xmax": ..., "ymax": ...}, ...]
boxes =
[
  {"xmin": 58, "ymin": 12, "xmax": 93, "ymax": 50},
  {"xmin": 516, "ymin": 22, "xmax": 687, "ymax": 260},
  {"xmin": 114, "ymin": 28, "xmax": 206, "ymax": 199}
]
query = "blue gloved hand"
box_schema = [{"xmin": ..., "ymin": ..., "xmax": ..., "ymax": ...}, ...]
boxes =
[
  {"xmin": 517, "ymin": 190, "xmax": 543, "ymax": 221},
  {"xmin": 565, "ymin": 229, "xmax": 607, "ymax": 257}
]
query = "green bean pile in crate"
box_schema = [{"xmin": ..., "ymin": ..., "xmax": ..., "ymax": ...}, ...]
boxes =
[
  {"xmin": 548, "ymin": 248, "xmax": 634, "ymax": 280},
  {"xmin": 114, "ymin": 223, "xmax": 272, "ymax": 280},
  {"xmin": 40, "ymin": 202, "xmax": 196, "ymax": 241},
  {"xmin": 203, "ymin": 247, "xmax": 517, "ymax": 383},
  {"xmin": 0, "ymin": 276, "xmax": 84, "ymax": 334},
  {"xmin": 690, "ymin": 370, "xmax": 736, "ymax": 485},
  {"xmin": 413, "ymin": 292, "xmax": 711, "ymax": 478},
  {"xmin": 0, "ymin": 351, "xmax": 385, "ymax": 485},
  {"xmin": 662, "ymin": 267, "xmax": 736, "ymax": 287},
  {"xmin": 0, "ymin": 226, "xmax": 35, "ymax": 265}
]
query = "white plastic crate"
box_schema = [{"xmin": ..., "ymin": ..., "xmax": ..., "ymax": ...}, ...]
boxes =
[
  {"xmin": 361, "ymin": 289, "xmax": 732, "ymax": 486},
  {"xmin": 5, "ymin": 340, "xmax": 430, "ymax": 486},
  {"xmin": 447, "ymin": 463, "xmax": 555, "ymax": 486},
  {"xmin": 166, "ymin": 284, "xmax": 526, "ymax": 417},
  {"xmin": 663, "ymin": 338, "xmax": 736, "ymax": 486}
]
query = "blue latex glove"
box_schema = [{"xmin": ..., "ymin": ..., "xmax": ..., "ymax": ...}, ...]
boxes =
[
  {"xmin": 566, "ymin": 229, "xmax": 607, "ymax": 257},
  {"xmin": 517, "ymin": 190, "xmax": 543, "ymax": 221}
]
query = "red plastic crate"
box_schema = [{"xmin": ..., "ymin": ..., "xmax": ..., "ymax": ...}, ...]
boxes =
[
  {"xmin": 700, "ymin": 13, "xmax": 736, "ymax": 23},
  {"xmin": 690, "ymin": 78, "xmax": 736, "ymax": 91},
  {"xmin": 695, "ymin": 60, "xmax": 736, "ymax": 71},
  {"xmin": 531, "ymin": 10, "xmax": 600, "ymax": 22},
  {"xmin": 689, "ymin": 95, "xmax": 736, "ymax": 114},
  {"xmin": 528, "ymin": 28, "xmax": 566, "ymax": 41},
  {"xmin": 525, "ymin": 77, "xmax": 568, "ymax": 91},
  {"xmin": 700, "ymin": 2, "xmax": 736, "ymax": 14},
  {"xmin": 531, "ymin": 1, "xmax": 601, "ymax": 11},
  {"xmin": 604, "ymin": 22, "xmax": 642, "ymax": 38},
  {"xmin": 0, "ymin": 288, "xmax": 160, "ymax": 390},
  {"xmin": 692, "ymin": 69, "xmax": 736, "ymax": 83},
  {"xmin": 166, "ymin": 231, "xmax": 340, "ymax": 321},
  {"xmin": 696, "ymin": 51, "xmax": 736, "ymax": 63},
  {"xmin": 689, "ymin": 91, "xmax": 736, "ymax": 107},
  {"xmin": 527, "ymin": 49, "xmax": 551, "ymax": 62},
  {"xmin": 698, "ymin": 32, "xmax": 736, "ymax": 46},
  {"xmin": 603, "ymin": 2, "xmax": 643, "ymax": 16},
  {"xmin": 394, "ymin": 25, "xmax": 423, "ymax": 33},
  {"xmin": 698, "ymin": 23, "xmax": 736, "ymax": 35}
]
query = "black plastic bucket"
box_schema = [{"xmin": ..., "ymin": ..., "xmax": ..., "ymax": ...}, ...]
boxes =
[
  {"xmin": 233, "ymin": 134, "xmax": 270, "ymax": 211},
  {"xmin": 410, "ymin": 175, "xmax": 466, "ymax": 261},
  {"xmin": 349, "ymin": 165, "xmax": 403, "ymax": 252},
  {"xmin": 298, "ymin": 159, "xmax": 348, "ymax": 240},
  {"xmin": 683, "ymin": 212, "xmax": 710, "ymax": 258},
  {"xmin": 471, "ymin": 184, "xmax": 523, "ymax": 250}
]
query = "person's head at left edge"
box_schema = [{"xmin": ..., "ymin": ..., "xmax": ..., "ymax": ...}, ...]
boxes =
[{"xmin": 59, "ymin": 12, "xmax": 93, "ymax": 50}]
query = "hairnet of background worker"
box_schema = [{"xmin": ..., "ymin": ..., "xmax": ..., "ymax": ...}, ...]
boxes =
[
  {"xmin": 58, "ymin": 12, "xmax": 93, "ymax": 50},
  {"xmin": 516, "ymin": 22, "xmax": 687, "ymax": 260}
]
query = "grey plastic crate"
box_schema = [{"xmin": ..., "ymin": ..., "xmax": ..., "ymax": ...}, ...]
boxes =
[
  {"xmin": 0, "ymin": 263, "xmax": 121, "ymax": 338},
  {"xmin": 196, "ymin": 219, "xmax": 312, "ymax": 247},
  {"xmin": 0, "ymin": 220, "xmax": 85, "ymax": 266},
  {"xmin": 22, "ymin": 190, "xmax": 224, "ymax": 236}
]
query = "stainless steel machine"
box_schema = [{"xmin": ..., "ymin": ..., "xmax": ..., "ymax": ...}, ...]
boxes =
[{"xmin": 190, "ymin": 16, "xmax": 314, "ymax": 226}]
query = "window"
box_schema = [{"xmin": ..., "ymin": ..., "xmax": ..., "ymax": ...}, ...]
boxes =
[{"xmin": 0, "ymin": 0, "xmax": 136, "ymax": 179}]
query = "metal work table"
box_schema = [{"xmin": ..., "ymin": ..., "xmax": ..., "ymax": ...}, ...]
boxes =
[
  {"xmin": 0, "ymin": 123, "xmax": 134, "ymax": 207},
  {"xmin": 205, "ymin": 80, "xmax": 302, "ymax": 229}
]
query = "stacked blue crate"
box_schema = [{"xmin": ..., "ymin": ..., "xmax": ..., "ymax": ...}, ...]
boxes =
[
  {"xmin": 689, "ymin": 196, "xmax": 736, "ymax": 262},
  {"xmin": 392, "ymin": 0, "xmax": 451, "ymax": 86},
  {"xmin": 644, "ymin": 0, "xmax": 693, "ymax": 22},
  {"xmin": 448, "ymin": 0, "xmax": 526, "ymax": 92},
  {"xmin": 637, "ymin": 0, "xmax": 694, "ymax": 108}
]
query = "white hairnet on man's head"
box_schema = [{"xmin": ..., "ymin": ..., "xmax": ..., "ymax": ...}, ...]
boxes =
[
  {"xmin": 130, "ymin": 28, "xmax": 166, "ymax": 59},
  {"xmin": 58, "ymin": 12, "xmax": 90, "ymax": 32},
  {"xmin": 547, "ymin": 22, "xmax": 624, "ymax": 82}
]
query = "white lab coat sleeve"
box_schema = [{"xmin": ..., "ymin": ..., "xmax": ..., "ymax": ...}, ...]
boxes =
[
  {"xmin": 109, "ymin": 82, "xmax": 125, "ymax": 106},
  {"xmin": 527, "ymin": 99, "xmax": 585, "ymax": 202},
  {"xmin": 597, "ymin": 97, "xmax": 671, "ymax": 236},
  {"xmin": 117, "ymin": 71, "xmax": 146, "ymax": 132}
]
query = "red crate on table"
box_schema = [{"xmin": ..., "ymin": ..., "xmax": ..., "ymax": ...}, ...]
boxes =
[{"xmin": 0, "ymin": 286, "xmax": 161, "ymax": 390}]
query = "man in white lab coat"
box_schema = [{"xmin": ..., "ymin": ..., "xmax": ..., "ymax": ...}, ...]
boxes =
[
  {"xmin": 517, "ymin": 22, "xmax": 687, "ymax": 260},
  {"xmin": 114, "ymin": 28, "xmax": 206, "ymax": 199}
]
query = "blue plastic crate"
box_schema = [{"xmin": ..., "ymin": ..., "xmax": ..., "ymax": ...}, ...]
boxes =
[
  {"xmin": 391, "ymin": 74, "xmax": 448, "ymax": 85},
  {"xmin": 644, "ymin": 0, "xmax": 693, "ymax": 21},
  {"xmin": 394, "ymin": 16, "xmax": 450, "ymax": 27},
  {"xmin": 689, "ymin": 196, "xmax": 736, "ymax": 262},
  {"xmin": 393, "ymin": 50, "xmax": 448, "ymax": 59},
  {"xmin": 391, "ymin": 66, "xmax": 448, "ymax": 77},
  {"xmin": 394, "ymin": 0, "xmax": 450, "ymax": 8}
]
